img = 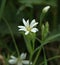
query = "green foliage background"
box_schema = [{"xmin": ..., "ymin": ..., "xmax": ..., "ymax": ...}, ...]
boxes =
[{"xmin": 0, "ymin": 0, "xmax": 60, "ymax": 65}]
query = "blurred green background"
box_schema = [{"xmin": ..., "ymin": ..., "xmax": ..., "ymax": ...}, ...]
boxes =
[{"xmin": 0, "ymin": 0, "xmax": 60, "ymax": 65}]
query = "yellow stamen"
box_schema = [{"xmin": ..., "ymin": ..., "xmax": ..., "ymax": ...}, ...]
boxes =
[{"xmin": 26, "ymin": 26, "xmax": 31, "ymax": 31}]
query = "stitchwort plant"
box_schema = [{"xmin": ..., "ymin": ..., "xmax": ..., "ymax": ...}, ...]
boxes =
[{"xmin": 7, "ymin": 6, "xmax": 60, "ymax": 65}]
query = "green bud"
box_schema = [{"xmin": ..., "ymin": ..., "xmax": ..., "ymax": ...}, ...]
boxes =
[
  {"xmin": 41, "ymin": 22, "xmax": 49, "ymax": 40},
  {"xmin": 41, "ymin": 24, "xmax": 45, "ymax": 33},
  {"xmin": 45, "ymin": 22, "xmax": 49, "ymax": 33},
  {"xmin": 41, "ymin": 24, "xmax": 45, "ymax": 39}
]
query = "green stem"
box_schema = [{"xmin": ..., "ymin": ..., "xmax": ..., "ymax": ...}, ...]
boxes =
[
  {"xmin": 43, "ymin": 47, "xmax": 47, "ymax": 65},
  {"xmin": 32, "ymin": 39, "xmax": 35, "ymax": 51},
  {"xmin": 32, "ymin": 38, "xmax": 42, "ymax": 65},
  {"xmin": 3, "ymin": 17, "xmax": 20, "ymax": 56},
  {"xmin": 23, "ymin": 34, "xmax": 33, "ymax": 54},
  {"xmin": 32, "ymin": 34, "xmax": 44, "ymax": 65},
  {"xmin": 40, "ymin": 13, "xmax": 45, "ymax": 27},
  {"xmin": 29, "ymin": 53, "xmax": 33, "ymax": 65},
  {"xmin": 33, "ymin": 49, "xmax": 41, "ymax": 65},
  {"xmin": 30, "ymin": 33, "xmax": 60, "ymax": 65}
]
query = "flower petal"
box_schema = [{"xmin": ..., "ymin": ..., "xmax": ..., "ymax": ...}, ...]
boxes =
[
  {"xmin": 23, "ymin": 19, "xmax": 30, "ymax": 27},
  {"xmin": 25, "ymin": 31, "xmax": 29, "ymax": 35},
  {"xmin": 30, "ymin": 19, "xmax": 35, "ymax": 27},
  {"xmin": 19, "ymin": 28, "xmax": 27, "ymax": 31},
  {"xmin": 18, "ymin": 26, "xmax": 25, "ymax": 29},
  {"xmin": 30, "ymin": 19, "xmax": 38, "ymax": 28},
  {"xmin": 8, "ymin": 59, "xmax": 17, "ymax": 64},
  {"xmin": 31, "ymin": 28, "xmax": 38, "ymax": 33},
  {"xmin": 23, "ymin": 18, "xmax": 27, "ymax": 27},
  {"xmin": 20, "ymin": 53, "xmax": 27, "ymax": 60},
  {"xmin": 10, "ymin": 56, "xmax": 16, "ymax": 59},
  {"xmin": 31, "ymin": 22, "xmax": 38, "ymax": 28},
  {"xmin": 18, "ymin": 26, "xmax": 27, "ymax": 31},
  {"xmin": 22, "ymin": 60, "xmax": 32, "ymax": 65},
  {"xmin": 26, "ymin": 19, "xmax": 29, "ymax": 27}
]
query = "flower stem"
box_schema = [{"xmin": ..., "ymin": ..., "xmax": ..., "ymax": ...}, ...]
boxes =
[
  {"xmin": 32, "ymin": 49, "xmax": 41, "ymax": 65},
  {"xmin": 29, "ymin": 53, "xmax": 33, "ymax": 65}
]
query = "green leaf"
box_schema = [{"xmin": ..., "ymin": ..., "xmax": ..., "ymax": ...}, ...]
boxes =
[
  {"xmin": 44, "ymin": 33, "xmax": 60, "ymax": 44},
  {"xmin": 31, "ymin": 33, "xmax": 60, "ymax": 59}
]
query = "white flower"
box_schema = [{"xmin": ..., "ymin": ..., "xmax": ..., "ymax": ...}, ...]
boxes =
[
  {"xmin": 8, "ymin": 53, "xmax": 32, "ymax": 65},
  {"xmin": 18, "ymin": 19, "xmax": 38, "ymax": 35},
  {"xmin": 42, "ymin": 6, "xmax": 50, "ymax": 13}
]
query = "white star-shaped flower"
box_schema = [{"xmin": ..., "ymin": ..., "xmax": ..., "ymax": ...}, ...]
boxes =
[
  {"xmin": 18, "ymin": 19, "xmax": 38, "ymax": 35},
  {"xmin": 8, "ymin": 53, "xmax": 32, "ymax": 65}
]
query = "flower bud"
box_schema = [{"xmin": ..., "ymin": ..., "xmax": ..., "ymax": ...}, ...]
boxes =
[
  {"xmin": 45, "ymin": 22, "xmax": 49, "ymax": 33},
  {"xmin": 41, "ymin": 24, "xmax": 45, "ymax": 31},
  {"xmin": 41, "ymin": 24, "xmax": 45, "ymax": 37},
  {"xmin": 42, "ymin": 6, "xmax": 50, "ymax": 13}
]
